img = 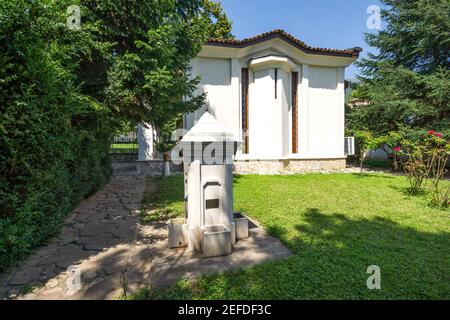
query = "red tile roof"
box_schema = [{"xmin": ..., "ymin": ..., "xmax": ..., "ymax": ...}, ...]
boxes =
[{"xmin": 206, "ymin": 29, "xmax": 362, "ymax": 58}]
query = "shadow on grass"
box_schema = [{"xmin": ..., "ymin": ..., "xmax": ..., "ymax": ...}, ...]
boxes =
[
  {"xmin": 389, "ymin": 184, "xmax": 428, "ymax": 197},
  {"xmin": 350, "ymin": 172, "xmax": 395, "ymax": 179},
  {"xmin": 140, "ymin": 176, "xmax": 185, "ymax": 223},
  {"xmin": 233, "ymin": 173, "xmax": 246, "ymax": 184},
  {"xmin": 141, "ymin": 207, "xmax": 449, "ymax": 299}
]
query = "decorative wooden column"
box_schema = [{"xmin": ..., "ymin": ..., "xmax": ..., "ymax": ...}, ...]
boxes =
[
  {"xmin": 291, "ymin": 71, "xmax": 298, "ymax": 154},
  {"xmin": 241, "ymin": 68, "xmax": 249, "ymax": 154}
]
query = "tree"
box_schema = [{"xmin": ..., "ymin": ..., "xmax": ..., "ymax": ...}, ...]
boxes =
[
  {"xmin": 0, "ymin": 0, "xmax": 114, "ymax": 270},
  {"xmin": 0, "ymin": 0, "xmax": 234, "ymax": 269},
  {"xmin": 84, "ymin": 0, "xmax": 234, "ymax": 175},
  {"xmin": 348, "ymin": 0, "xmax": 450, "ymax": 136},
  {"xmin": 78, "ymin": 0, "xmax": 233, "ymax": 125},
  {"xmin": 79, "ymin": 1, "xmax": 234, "ymax": 172},
  {"xmin": 202, "ymin": 0, "xmax": 234, "ymax": 39},
  {"xmin": 353, "ymin": 131, "xmax": 386, "ymax": 174},
  {"xmin": 154, "ymin": 114, "xmax": 183, "ymax": 177}
]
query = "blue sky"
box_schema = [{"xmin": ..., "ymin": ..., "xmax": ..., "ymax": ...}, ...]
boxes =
[{"xmin": 219, "ymin": 0, "xmax": 384, "ymax": 80}]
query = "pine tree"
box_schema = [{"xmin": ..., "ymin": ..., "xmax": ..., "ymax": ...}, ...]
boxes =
[{"xmin": 349, "ymin": 0, "xmax": 450, "ymax": 136}]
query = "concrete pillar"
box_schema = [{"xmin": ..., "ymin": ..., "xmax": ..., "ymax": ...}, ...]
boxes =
[
  {"xmin": 337, "ymin": 67, "xmax": 346, "ymax": 157},
  {"xmin": 187, "ymin": 160, "xmax": 202, "ymax": 251},
  {"xmin": 300, "ymin": 64, "xmax": 310, "ymax": 155},
  {"xmin": 137, "ymin": 122, "xmax": 155, "ymax": 160},
  {"xmin": 231, "ymin": 59, "xmax": 241, "ymax": 141},
  {"xmin": 223, "ymin": 163, "xmax": 235, "ymax": 244}
]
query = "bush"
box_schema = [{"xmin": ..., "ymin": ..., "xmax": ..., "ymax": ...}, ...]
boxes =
[
  {"xmin": 0, "ymin": 0, "xmax": 113, "ymax": 271},
  {"xmin": 394, "ymin": 130, "xmax": 450, "ymax": 201}
]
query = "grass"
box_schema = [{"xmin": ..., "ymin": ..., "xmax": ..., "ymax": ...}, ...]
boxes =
[
  {"xmin": 109, "ymin": 143, "xmax": 138, "ymax": 154},
  {"xmin": 138, "ymin": 173, "xmax": 450, "ymax": 299},
  {"xmin": 140, "ymin": 177, "xmax": 184, "ymax": 223}
]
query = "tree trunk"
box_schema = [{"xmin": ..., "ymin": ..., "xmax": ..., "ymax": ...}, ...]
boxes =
[
  {"xmin": 163, "ymin": 152, "xmax": 170, "ymax": 177},
  {"xmin": 360, "ymin": 151, "xmax": 366, "ymax": 174}
]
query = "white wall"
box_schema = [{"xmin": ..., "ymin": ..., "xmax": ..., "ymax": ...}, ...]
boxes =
[
  {"xmin": 186, "ymin": 57, "xmax": 233, "ymax": 133},
  {"xmin": 250, "ymin": 69, "xmax": 281, "ymax": 158},
  {"xmin": 187, "ymin": 56, "xmax": 346, "ymax": 160},
  {"xmin": 307, "ymin": 66, "xmax": 344, "ymax": 158},
  {"xmin": 280, "ymin": 69, "xmax": 290, "ymax": 157},
  {"xmin": 245, "ymin": 67, "xmax": 291, "ymax": 159}
]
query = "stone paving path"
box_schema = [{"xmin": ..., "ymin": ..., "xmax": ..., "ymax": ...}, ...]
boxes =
[
  {"xmin": 0, "ymin": 163, "xmax": 291, "ymax": 300},
  {"xmin": 0, "ymin": 163, "xmax": 152, "ymax": 299},
  {"xmin": 150, "ymin": 221, "xmax": 291, "ymax": 289}
]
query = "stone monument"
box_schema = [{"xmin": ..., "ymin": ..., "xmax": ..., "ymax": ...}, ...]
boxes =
[{"xmin": 168, "ymin": 112, "xmax": 249, "ymax": 257}]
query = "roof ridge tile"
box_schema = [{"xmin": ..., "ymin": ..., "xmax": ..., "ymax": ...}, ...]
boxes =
[{"xmin": 206, "ymin": 29, "xmax": 361, "ymax": 58}]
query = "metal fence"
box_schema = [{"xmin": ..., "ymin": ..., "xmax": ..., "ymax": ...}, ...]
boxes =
[{"xmin": 110, "ymin": 131, "xmax": 138, "ymax": 154}]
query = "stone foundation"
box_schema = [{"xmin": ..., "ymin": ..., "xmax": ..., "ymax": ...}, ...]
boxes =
[
  {"xmin": 136, "ymin": 160, "xmax": 182, "ymax": 176},
  {"xmin": 233, "ymin": 158, "xmax": 346, "ymax": 174},
  {"xmin": 137, "ymin": 158, "xmax": 347, "ymax": 176},
  {"xmin": 111, "ymin": 153, "xmax": 137, "ymax": 162}
]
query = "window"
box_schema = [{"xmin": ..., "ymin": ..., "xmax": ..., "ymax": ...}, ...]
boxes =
[
  {"xmin": 274, "ymin": 68, "xmax": 278, "ymax": 99},
  {"xmin": 205, "ymin": 199, "xmax": 219, "ymax": 209}
]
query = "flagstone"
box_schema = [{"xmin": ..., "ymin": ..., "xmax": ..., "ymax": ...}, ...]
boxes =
[{"xmin": 0, "ymin": 163, "xmax": 291, "ymax": 300}]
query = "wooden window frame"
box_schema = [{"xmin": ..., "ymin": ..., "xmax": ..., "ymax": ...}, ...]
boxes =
[
  {"xmin": 242, "ymin": 68, "xmax": 249, "ymax": 154},
  {"xmin": 291, "ymin": 71, "xmax": 298, "ymax": 154},
  {"xmin": 274, "ymin": 68, "xmax": 278, "ymax": 99}
]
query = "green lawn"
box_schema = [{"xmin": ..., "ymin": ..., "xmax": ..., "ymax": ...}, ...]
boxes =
[
  {"xmin": 109, "ymin": 143, "xmax": 138, "ymax": 153},
  {"xmin": 137, "ymin": 173, "xmax": 449, "ymax": 300}
]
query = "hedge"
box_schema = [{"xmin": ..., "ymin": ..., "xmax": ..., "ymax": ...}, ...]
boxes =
[{"xmin": 0, "ymin": 0, "xmax": 114, "ymax": 271}]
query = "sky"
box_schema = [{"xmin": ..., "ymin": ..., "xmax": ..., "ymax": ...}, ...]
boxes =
[{"xmin": 219, "ymin": 0, "xmax": 384, "ymax": 80}]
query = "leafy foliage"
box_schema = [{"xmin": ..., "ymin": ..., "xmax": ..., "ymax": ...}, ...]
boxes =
[
  {"xmin": 0, "ymin": 0, "xmax": 233, "ymax": 271},
  {"xmin": 154, "ymin": 114, "xmax": 183, "ymax": 154},
  {"xmin": 202, "ymin": 0, "xmax": 234, "ymax": 40},
  {"xmin": 80, "ymin": 0, "xmax": 233, "ymax": 156},
  {"xmin": 394, "ymin": 130, "xmax": 450, "ymax": 202},
  {"xmin": 79, "ymin": 0, "xmax": 232, "ymax": 127},
  {"xmin": 348, "ymin": 0, "xmax": 450, "ymax": 135},
  {"xmin": 0, "ymin": 0, "xmax": 113, "ymax": 271},
  {"xmin": 365, "ymin": 0, "xmax": 449, "ymax": 73},
  {"xmin": 353, "ymin": 130, "xmax": 387, "ymax": 173}
]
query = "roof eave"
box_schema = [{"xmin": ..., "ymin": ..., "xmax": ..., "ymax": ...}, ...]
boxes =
[{"xmin": 205, "ymin": 31, "xmax": 362, "ymax": 59}]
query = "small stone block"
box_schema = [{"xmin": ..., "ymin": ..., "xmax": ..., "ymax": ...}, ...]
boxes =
[
  {"xmin": 230, "ymin": 222, "xmax": 236, "ymax": 245},
  {"xmin": 202, "ymin": 225, "xmax": 231, "ymax": 258},
  {"xmin": 234, "ymin": 213, "xmax": 249, "ymax": 240},
  {"xmin": 168, "ymin": 218, "xmax": 188, "ymax": 248}
]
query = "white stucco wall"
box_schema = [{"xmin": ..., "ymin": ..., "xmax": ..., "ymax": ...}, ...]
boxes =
[
  {"xmin": 249, "ymin": 68, "xmax": 287, "ymax": 159},
  {"xmin": 186, "ymin": 57, "xmax": 233, "ymax": 133},
  {"xmin": 307, "ymin": 66, "xmax": 345, "ymax": 158},
  {"xmin": 280, "ymin": 69, "xmax": 291, "ymax": 157},
  {"xmin": 185, "ymin": 43, "xmax": 350, "ymax": 161}
]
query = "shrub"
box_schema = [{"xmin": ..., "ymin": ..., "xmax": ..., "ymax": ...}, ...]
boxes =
[
  {"xmin": 394, "ymin": 130, "xmax": 450, "ymax": 201},
  {"xmin": 353, "ymin": 130, "xmax": 386, "ymax": 174},
  {"xmin": 394, "ymin": 140, "xmax": 430, "ymax": 195},
  {"xmin": 0, "ymin": 0, "xmax": 113, "ymax": 271},
  {"xmin": 426, "ymin": 132, "xmax": 450, "ymax": 208}
]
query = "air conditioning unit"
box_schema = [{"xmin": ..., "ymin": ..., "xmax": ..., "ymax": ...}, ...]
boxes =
[{"xmin": 344, "ymin": 137, "xmax": 355, "ymax": 156}]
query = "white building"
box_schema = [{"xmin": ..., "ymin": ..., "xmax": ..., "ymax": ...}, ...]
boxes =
[{"xmin": 139, "ymin": 30, "xmax": 361, "ymax": 174}]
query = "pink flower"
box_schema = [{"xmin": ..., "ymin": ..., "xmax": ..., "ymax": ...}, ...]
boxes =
[
  {"xmin": 428, "ymin": 130, "xmax": 435, "ymax": 135},
  {"xmin": 393, "ymin": 147, "xmax": 401, "ymax": 152},
  {"xmin": 435, "ymin": 133, "xmax": 443, "ymax": 138}
]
